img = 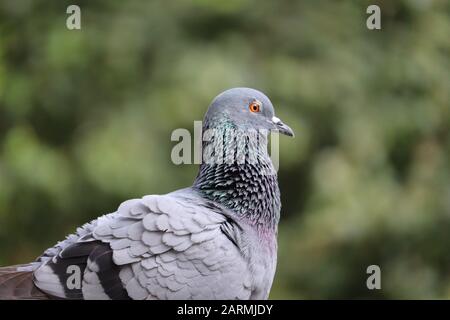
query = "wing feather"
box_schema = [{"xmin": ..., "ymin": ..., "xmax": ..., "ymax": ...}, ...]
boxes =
[{"xmin": 34, "ymin": 191, "xmax": 252, "ymax": 300}]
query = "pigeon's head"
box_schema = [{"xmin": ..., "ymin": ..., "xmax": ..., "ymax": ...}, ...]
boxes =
[{"xmin": 204, "ymin": 87, "xmax": 294, "ymax": 137}]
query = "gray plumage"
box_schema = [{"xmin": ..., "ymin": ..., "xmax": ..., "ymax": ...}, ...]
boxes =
[{"xmin": 0, "ymin": 87, "xmax": 294, "ymax": 300}]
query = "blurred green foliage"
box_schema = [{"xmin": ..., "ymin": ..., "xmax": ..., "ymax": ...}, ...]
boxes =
[{"xmin": 0, "ymin": 0, "xmax": 449, "ymax": 299}]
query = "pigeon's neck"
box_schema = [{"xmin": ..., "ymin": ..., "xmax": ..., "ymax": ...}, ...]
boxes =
[{"xmin": 193, "ymin": 123, "xmax": 281, "ymax": 231}]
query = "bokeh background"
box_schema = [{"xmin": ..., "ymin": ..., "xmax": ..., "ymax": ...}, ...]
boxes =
[{"xmin": 0, "ymin": 0, "xmax": 449, "ymax": 299}]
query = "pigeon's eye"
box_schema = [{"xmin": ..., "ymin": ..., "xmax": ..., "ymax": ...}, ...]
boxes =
[{"xmin": 249, "ymin": 100, "xmax": 261, "ymax": 113}]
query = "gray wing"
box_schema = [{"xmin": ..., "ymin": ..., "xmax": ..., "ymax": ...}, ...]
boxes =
[{"xmin": 33, "ymin": 191, "xmax": 252, "ymax": 300}]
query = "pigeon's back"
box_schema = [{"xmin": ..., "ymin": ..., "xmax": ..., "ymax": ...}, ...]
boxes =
[{"xmin": 13, "ymin": 188, "xmax": 275, "ymax": 300}]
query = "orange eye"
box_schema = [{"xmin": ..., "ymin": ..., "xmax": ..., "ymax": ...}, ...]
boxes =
[{"xmin": 249, "ymin": 100, "xmax": 261, "ymax": 113}]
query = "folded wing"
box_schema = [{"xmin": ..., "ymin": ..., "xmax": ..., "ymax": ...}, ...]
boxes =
[{"xmin": 33, "ymin": 192, "xmax": 252, "ymax": 300}]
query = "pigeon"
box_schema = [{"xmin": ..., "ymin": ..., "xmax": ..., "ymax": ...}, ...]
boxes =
[{"xmin": 0, "ymin": 87, "xmax": 294, "ymax": 300}]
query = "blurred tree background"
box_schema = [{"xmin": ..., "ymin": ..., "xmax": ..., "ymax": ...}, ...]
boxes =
[{"xmin": 0, "ymin": 0, "xmax": 449, "ymax": 299}]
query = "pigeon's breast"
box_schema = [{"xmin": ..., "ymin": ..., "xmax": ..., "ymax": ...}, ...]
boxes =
[{"xmin": 236, "ymin": 221, "xmax": 277, "ymax": 299}]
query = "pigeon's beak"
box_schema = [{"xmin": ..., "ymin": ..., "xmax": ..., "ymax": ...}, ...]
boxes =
[{"xmin": 272, "ymin": 116, "xmax": 295, "ymax": 137}]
